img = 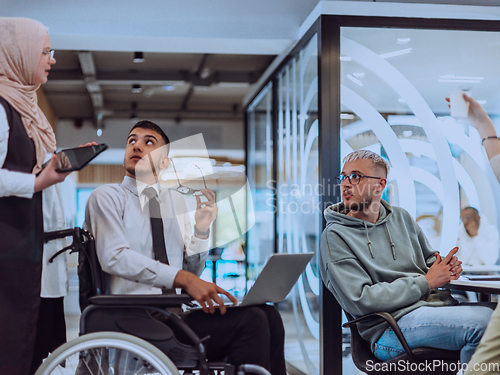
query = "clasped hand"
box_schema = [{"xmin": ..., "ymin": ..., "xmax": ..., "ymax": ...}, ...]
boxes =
[{"xmin": 425, "ymin": 247, "xmax": 463, "ymax": 289}]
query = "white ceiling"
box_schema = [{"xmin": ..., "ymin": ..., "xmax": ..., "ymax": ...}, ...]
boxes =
[
  {"xmin": 2, "ymin": 0, "xmax": 322, "ymax": 54},
  {"xmin": 340, "ymin": 27, "xmax": 500, "ymax": 116},
  {"xmin": 5, "ymin": 1, "xmax": 500, "ymax": 55}
]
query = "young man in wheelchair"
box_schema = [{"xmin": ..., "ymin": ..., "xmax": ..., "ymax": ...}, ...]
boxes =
[
  {"xmin": 83, "ymin": 120, "xmax": 286, "ymax": 375},
  {"xmin": 319, "ymin": 149, "xmax": 494, "ymax": 366}
]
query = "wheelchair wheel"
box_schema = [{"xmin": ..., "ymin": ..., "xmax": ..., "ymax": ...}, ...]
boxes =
[{"xmin": 36, "ymin": 331, "xmax": 179, "ymax": 375}]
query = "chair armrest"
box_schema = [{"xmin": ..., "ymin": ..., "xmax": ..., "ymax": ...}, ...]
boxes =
[
  {"xmin": 343, "ymin": 311, "xmax": 418, "ymax": 363},
  {"xmin": 89, "ymin": 293, "xmax": 194, "ymax": 307}
]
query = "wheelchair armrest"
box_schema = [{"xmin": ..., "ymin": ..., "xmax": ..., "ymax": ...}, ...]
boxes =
[
  {"xmin": 89, "ymin": 293, "xmax": 194, "ymax": 307},
  {"xmin": 343, "ymin": 311, "xmax": 418, "ymax": 363}
]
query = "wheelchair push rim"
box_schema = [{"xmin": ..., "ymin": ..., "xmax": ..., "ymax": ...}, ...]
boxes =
[{"xmin": 36, "ymin": 331, "xmax": 179, "ymax": 375}]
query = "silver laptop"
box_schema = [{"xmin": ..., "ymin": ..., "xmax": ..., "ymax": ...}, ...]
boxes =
[
  {"xmin": 238, "ymin": 252, "xmax": 314, "ymax": 307},
  {"xmin": 188, "ymin": 252, "xmax": 314, "ymax": 310}
]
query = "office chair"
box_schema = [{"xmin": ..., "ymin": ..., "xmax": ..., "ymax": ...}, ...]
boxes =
[{"xmin": 343, "ymin": 310, "xmax": 461, "ymax": 375}]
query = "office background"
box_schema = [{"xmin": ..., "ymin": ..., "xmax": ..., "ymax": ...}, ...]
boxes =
[{"xmin": 4, "ymin": 1, "xmax": 500, "ymax": 374}]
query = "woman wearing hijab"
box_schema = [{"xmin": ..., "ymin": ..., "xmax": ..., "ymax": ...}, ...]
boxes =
[{"xmin": 0, "ymin": 17, "xmax": 71, "ymax": 375}]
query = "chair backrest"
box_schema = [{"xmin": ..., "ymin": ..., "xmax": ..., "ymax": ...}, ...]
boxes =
[
  {"xmin": 343, "ymin": 311, "xmax": 385, "ymax": 369},
  {"xmin": 44, "ymin": 227, "xmax": 105, "ymax": 311},
  {"xmin": 77, "ymin": 228, "xmax": 106, "ymax": 311}
]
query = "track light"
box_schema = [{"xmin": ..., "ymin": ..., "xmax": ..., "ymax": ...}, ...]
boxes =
[
  {"xmin": 96, "ymin": 112, "xmax": 103, "ymax": 137},
  {"xmin": 133, "ymin": 52, "xmax": 144, "ymax": 63},
  {"xmin": 131, "ymin": 84, "xmax": 142, "ymax": 94}
]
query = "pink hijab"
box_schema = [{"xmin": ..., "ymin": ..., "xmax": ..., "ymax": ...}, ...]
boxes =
[{"xmin": 0, "ymin": 17, "xmax": 56, "ymax": 174}]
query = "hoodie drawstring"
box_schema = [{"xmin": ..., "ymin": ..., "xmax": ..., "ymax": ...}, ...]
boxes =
[
  {"xmin": 384, "ymin": 223, "xmax": 396, "ymax": 260},
  {"xmin": 363, "ymin": 222, "xmax": 375, "ymax": 258},
  {"xmin": 363, "ymin": 221, "xmax": 396, "ymax": 260}
]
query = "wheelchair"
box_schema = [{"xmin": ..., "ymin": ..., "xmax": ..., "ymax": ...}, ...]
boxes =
[{"xmin": 36, "ymin": 227, "xmax": 271, "ymax": 375}]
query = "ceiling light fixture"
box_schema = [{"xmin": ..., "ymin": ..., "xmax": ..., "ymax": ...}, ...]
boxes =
[
  {"xmin": 163, "ymin": 85, "xmax": 176, "ymax": 91},
  {"xmin": 438, "ymin": 74, "xmax": 484, "ymax": 84},
  {"xmin": 352, "ymin": 72, "xmax": 365, "ymax": 77},
  {"xmin": 439, "ymin": 79, "xmax": 482, "ymax": 83},
  {"xmin": 379, "ymin": 48, "xmax": 412, "ymax": 59},
  {"xmin": 96, "ymin": 112, "xmax": 103, "ymax": 137},
  {"xmin": 199, "ymin": 67, "xmax": 211, "ymax": 80},
  {"xmin": 133, "ymin": 52, "xmax": 145, "ymax": 63},
  {"xmin": 397, "ymin": 37, "xmax": 411, "ymax": 45},
  {"xmin": 403, "ymin": 130, "xmax": 413, "ymax": 137},
  {"xmin": 346, "ymin": 74, "xmax": 363, "ymax": 87},
  {"xmin": 131, "ymin": 84, "xmax": 142, "ymax": 94}
]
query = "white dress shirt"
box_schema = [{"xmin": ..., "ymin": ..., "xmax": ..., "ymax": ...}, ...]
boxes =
[
  {"xmin": 0, "ymin": 104, "xmax": 35, "ymax": 198},
  {"xmin": 84, "ymin": 176, "xmax": 209, "ymax": 295},
  {"xmin": 457, "ymin": 214, "xmax": 500, "ymax": 266},
  {"xmin": 40, "ymin": 153, "xmax": 69, "ymax": 298}
]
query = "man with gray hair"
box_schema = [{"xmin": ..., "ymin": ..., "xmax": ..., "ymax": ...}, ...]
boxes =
[{"xmin": 319, "ymin": 149, "xmax": 493, "ymax": 365}]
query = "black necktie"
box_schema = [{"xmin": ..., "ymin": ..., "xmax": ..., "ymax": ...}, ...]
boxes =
[{"xmin": 143, "ymin": 187, "xmax": 169, "ymax": 265}]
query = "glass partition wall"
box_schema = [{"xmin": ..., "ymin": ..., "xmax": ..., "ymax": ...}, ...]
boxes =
[
  {"xmin": 246, "ymin": 15, "xmax": 500, "ymax": 375},
  {"xmin": 247, "ymin": 34, "xmax": 321, "ymax": 374},
  {"xmin": 247, "ymin": 83, "xmax": 275, "ymax": 280},
  {"xmin": 340, "ymin": 26, "xmax": 500, "ymax": 252},
  {"xmin": 276, "ymin": 34, "xmax": 320, "ymax": 375}
]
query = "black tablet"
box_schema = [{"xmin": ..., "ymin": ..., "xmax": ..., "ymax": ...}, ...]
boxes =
[{"xmin": 47, "ymin": 143, "xmax": 109, "ymax": 173}]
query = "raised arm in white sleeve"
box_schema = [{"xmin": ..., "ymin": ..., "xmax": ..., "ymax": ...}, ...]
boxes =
[
  {"xmin": 171, "ymin": 191, "xmax": 209, "ymax": 276},
  {"xmin": 490, "ymin": 154, "xmax": 500, "ymax": 183}
]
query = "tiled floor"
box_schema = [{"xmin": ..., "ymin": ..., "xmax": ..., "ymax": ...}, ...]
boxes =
[{"xmin": 280, "ymin": 309, "xmax": 363, "ymax": 375}]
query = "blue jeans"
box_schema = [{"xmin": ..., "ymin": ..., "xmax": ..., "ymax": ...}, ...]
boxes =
[{"xmin": 374, "ymin": 304, "xmax": 494, "ymax": 364}]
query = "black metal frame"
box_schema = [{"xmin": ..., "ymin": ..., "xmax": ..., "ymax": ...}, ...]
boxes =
[{"xmin": 317, "ymin": 14, "xmax": 342, "ymax": 375}]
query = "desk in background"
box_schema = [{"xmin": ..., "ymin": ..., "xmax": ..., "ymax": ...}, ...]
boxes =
[
  {"xmin": 462, "ymin": 265, "xmax": 500, "ymax": 273},
  {"xmin": 445, "ymin": 276, "xmax": 500, "ymax": 302}
]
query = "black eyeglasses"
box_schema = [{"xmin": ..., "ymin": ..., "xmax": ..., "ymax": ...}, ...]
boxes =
[
  {"xmin": 336, "ymin": 173, "xmax": 382, "ymax": 185},
  {"xmin": 169, "ymin": 159, "xmax": 208, "ymax": 196}
]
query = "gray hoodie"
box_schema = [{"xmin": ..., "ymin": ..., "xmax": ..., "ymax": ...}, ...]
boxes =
[{"xmin": 319, "ymin": 199, "xmax": 457, "ymax": 350}]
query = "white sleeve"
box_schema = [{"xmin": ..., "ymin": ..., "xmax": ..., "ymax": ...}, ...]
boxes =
[
  {"xmin": 182, "ymin": 211, "xmax": 209, "ymax": 276},
  {"xmin": 0, "ymin": 105, "xmax": 35, "ymax": 198},
  {"xmin": 473, "ymin": 224, "xmax": 500, "ymax": 266},
  {"xmin": 184, "ymin": 212, "xmax": 210, "ymax": 257},
  {"xmin": 490, "ymin": 154, "xmax": 500, "ymax": 184}
]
